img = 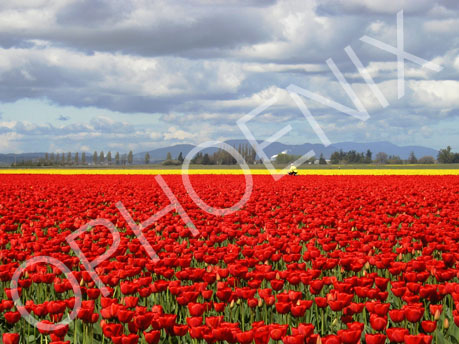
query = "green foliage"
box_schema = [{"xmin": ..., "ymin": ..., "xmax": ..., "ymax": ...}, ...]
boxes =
[
  {"xmin": 418, "ymin": 156, "xmax": 435, "ymax": 164},
  {"xmin": 275, "ymin": 153, "xmax": 300, "ymax": 165},
  {"xmin": 438, "ymin": 146, "xmax": 459, "ymax": 163},
  {"xmin": 330, "ymin": 150, "xmax": 372, "ymax": 164}
]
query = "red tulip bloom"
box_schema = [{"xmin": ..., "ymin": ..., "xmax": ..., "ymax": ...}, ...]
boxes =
[
  {"xmin": 389, "ymin": 309, "xmax": 405, "ymax": 323},
  {"xmin": 4, "ymin": 312, "xmax": 21, "ymax": 324},
  {"xmin": 405, "ymin": 306, "xmax": 424, "ymax": 323},
  {"xmin": 118, "ymin": 334, "xmax": 138, "ymax": 344},
  {"xmin": 270, "ymin": 324, "xmax": 288, "ymax": 340},
  {"xmin": 270, "ymin": 279, "xmax": 284, "ymax": 291},
  {"xmin": 309, "ymin": 280, "xmax": 324, "ymax": 294},
  {"xmin": 370, "ymin": 314, "xmax": 387, "ymax": 331},
  {"xmin": 404, "ymin": 334, "xmax": 432, "ymax": 344},
  {"xmin": 282, "ymin": 335, "xmax": 305, "ymax": 344},
  {"xmin": 102, "ymin": 322, "xmax": 123, "ymax": 338},
  {"xmin": 186, "ymin": 316, "xmax": 203, "ymax": 327},
  {"xmin": 386, "ymin": 328, "xmax": 409, "ymax": 343},
  {"xmin": 123, "ymin": 296, "xmax": 139, "ymax": 308},
  {"xmin": 236, "ymin": 330, "xmax": 254, "ymax": 344},
  {"xmin": 173, "ymin": 325, "xmax": 188, "ymax": 336},
  {"xmin": 295, "ymin": 323, "xmax": 315, "ymax": 338},
  {"xmin": 2, "ymin": 333, "xmax": 20, "ymax": 344},
  {"xmin": 421, "ymin": 320, "xmax": 437, "ymax": 333},
  {"xmin": 365, "ymin": 333, "xmax": 386, "ymax": 344},
  {"xmin": 188, "ymin": 302, "xmax": 205, "ymax": 316},
  {"xmin": 315, "ymin": 297, "xmax": 327, "ymax": 308},
  {"xmin": 275, "ymin": 301, "xmax": 291, "ymax": 314},
  {"xmin": 213, "ymin": 302, "xmax": 226, "ymax": 312},
  {"xmin": 144, "ymin": 330, "xmax": 160, "ymax": 344},
  {"xmin": 117, "ymin": 309, "xmax": 134, "ymax": 323},
  {"xmin": 337, "ymin": 329, "xmax": 361, "ymax": 344}
]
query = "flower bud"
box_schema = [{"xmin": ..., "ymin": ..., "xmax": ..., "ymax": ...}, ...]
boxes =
[
  {"xmin": 434, "ymin": 310, "xmax": 441, "ymax": 321},
  {"xmin": 444, "ymin": 318, "xmax": 449, "ymax": 329}
]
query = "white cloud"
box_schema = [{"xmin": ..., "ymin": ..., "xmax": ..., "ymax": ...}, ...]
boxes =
[
  {"xmin": 409, "ymin": 80, "xmax": 459, "ymax": 108},
  {"xmin": 163, "ymin": 126, "xmax": 195, "ymax": 140},
  {"xmin": 0, "ymin": 132, "xmax": 23, "ymax": 152},
  {"xmin": 424, "ymin": 19, "xmax": 459, "ymax": 33},
  {"xmin": 0, "ymin": 0, "xmax": 457, "ymax": 152}
]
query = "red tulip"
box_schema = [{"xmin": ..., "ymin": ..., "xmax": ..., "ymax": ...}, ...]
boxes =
[
  {"xmin": 365, "ymin": 333, "xmax": 386, "ymax": 344},
  {"xmin": 337, "ymin": 329, "xmax": 361, "ymax": 344},
  {"xmin": 389, "ymin": 309, "xmax": 405, "ymax": 323},
  {"xmin": 405, "ymin": 306, "xmax": 424, "ymax": 323},
  {"xmin": 188, "ymin": 302, "xmax": 205, "ymax": 316},
  {"xmin": 2, "ymin": 333, "xmax": 20, "ymax": 344},
  {"xmin": 386, "ymin": 328, "xmax": 409, "ymax": 343},
  {"xmin": 270, "ymin": 279, "xmax": 284, "ymax": 291},
  {"xmin": 236, "ymin": 330, "xmax": 254, "ymax": 344},
  {"xmin": 370, "ymin": 314, "xmax": 387, "ymax": 331},
  {"xmin": 421, "ymin": 320, "xmax": 437, "ymax": 333},
  {"xmin": 4, "ymin": 312, "xmax": 21, "ymax": 324},
  {"xmin": 144, "ymin": 330, "xmax": 160, "ymax": 344}
]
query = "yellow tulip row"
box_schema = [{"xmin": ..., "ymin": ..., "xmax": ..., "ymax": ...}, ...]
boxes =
[{"xmin": 0, "ymin": 168, "xmax": 458, "ymax": 175}]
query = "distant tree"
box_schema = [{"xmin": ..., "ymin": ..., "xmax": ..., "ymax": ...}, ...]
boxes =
[
  {"xmin": 45, "ymin": 153, "xmax": 49, "ymax": 164},
  {"xmin": 437, "ymin": 146, "xmax": 454, "ymax": 163},
  {"xmin": 275, "ymin": 153, "xmax": 300, "ymax": 165},
  {"xmin": 319, "ymin": 153, "xmax": 327, "ymax": 164},
  {"xmin": 99, "ymin": 151, "xmax": 105, "ymax": 164},
  {"xmin": 388, "ymin": 155, "xmax": 403, "ymax": 164},
  {"xmin": 408, "ymin": 151, "xmax": 418, "ymax": 164},
  {"xmin": 375, "ymin": 152, "xmax": 388, "ymax": 164},
  {"xmin": 329, "ymin": 149, "xmax": 369, "ymax": 164},
  {"xmin": 74, "ymin": 152, "xmax": 79, "ymax": 165},
  {"xmin": 127, "ymin": 151, "xmax": 133, "ymax": 164},
  {"xmin": 212, "ymin": 148, "xmax": 236, "ymax": 165},
  {"xmin": 61, "ymin": 153, "xmax": 65, "ymax": 165},
  {"xmin": 145, "ymin": 153, "xmax": 150, "ymax": 164},
  {"xmin": 191, "ymin": 152, "xmax": 203, "ymax": 164},
  {"xmin": 82, "ymin": 152, "xmax": 86, "ymax": 165},
  {"xmin": 67, "ymin": 152, "xmax": 72, "ymax": 164},
  {"xmin": 107, "ymin": 151, "xmax": 112, "ymax": 165},
  {"xmin": 418, "ymin": 156, "xmax": 435, "ymax": 164},
  {"xmin": 202, "ymin": 153, "xmax": 211, "ymax": 165},
  {"xmin": 50, "ymin": 153, "xmax": 55, "ymax": 163},
  {"xmin": 178, "ymin": 152, "xmax": 184, "ymax": 163},
  {"xmin": 121, "ymin": 154, "xmax": 127, "ymax": 166},
  {"xmin": 365, "ymin": 149, "xmax": 372, "ymax": 163},
  {"xmin": 166, "ymin": 152, "xmax": 172, "ymax": 161},
  {"xmin": 330, "ymin": 151, "xmax": 341, "ymax": 164},
  {"xmin": 115, "ymin": 152, "xmax": 120, "ymax": 165},
  {"xmin": 93, "ymin": 151, "xmax": 98, "ymax": 165}
]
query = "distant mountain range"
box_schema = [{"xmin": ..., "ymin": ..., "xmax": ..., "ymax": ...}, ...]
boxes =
[
  {"xmin": 135, "ymin": 140, "xmax": 438, "ymax": 162},
  {"xmin": 0, "ymin": 141, "xmax": 439, "ymax": 165}
]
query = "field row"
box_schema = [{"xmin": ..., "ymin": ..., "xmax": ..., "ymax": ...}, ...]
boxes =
[{"xmin": 1, "ymin": 168, "xmax": 459, "ymax": 175}]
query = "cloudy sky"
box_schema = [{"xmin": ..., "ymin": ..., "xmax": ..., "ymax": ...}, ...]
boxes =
[{"xmin": 0, "ymin": 0, "xmax": 458, "ymax": 154}]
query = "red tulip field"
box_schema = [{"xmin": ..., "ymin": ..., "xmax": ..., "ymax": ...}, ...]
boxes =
[{"xmin": 1, "ymin": 174, "xmax": 458, "ymax": 344}]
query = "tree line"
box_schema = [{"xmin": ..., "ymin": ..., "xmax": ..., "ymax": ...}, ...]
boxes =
[
  {"xmin": 11, "ymin": 145, "xmax": 459, "ymax": 167},
  {"xmin": 12, "ymin": 151, "xmax": 134, "ymax": 167},
  {"xmin": 437, "ymin": 146, "xmax": 459, "ymax": 163},
  {"xmin": 161, "ymin": 144, "xmax": 258, "ymax": 166},
  {"xmin": 330, "ymin": 150, "xmax": 438, "ymax": 164},
  {"xmin": 158, "ymin": 145, "xmax": 459, "ymax": 166}
]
